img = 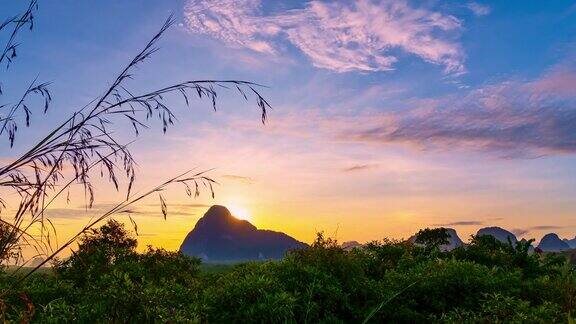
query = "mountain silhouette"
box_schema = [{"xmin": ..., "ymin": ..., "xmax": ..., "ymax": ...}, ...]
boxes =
[
  {"xmin": 476, "ymin": 227, "xmax": 517, "ymax": 244},
  {"xmin": 563, "ymin": 237, "xmax": 576, "ymax": 249},
  {"xmin": 538, "ymin": 233, "xmax": 571, "ymax": 252},
  {"xmin": 179, "ymin": 205, "xmax": 307, "ymax": 262},
  {"xmin": 442, "ymin": 228, "xmax": 465, "ymax": 251},
  {"xmin": 341, "ymin": 241, "xmax": 362, "ymax": 250}
]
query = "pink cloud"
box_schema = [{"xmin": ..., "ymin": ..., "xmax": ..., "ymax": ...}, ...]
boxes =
[
  {"xmin": 344, "ymin": 63, "xmax": 576, "ymax": 157},
  {"xmin": 223, "ymin": 60, "xmax": 576, "ymax": 158},
  {"xmin": 185, "ymin": 0, "xmax": 278, "ymax": 54},
  {"xmin": 185, "ymin": 0, "xmax": 465, "ymax": 74},
  {"xmin": 529, "ymin": 64, "xmax": 576, "ymax": 98}
]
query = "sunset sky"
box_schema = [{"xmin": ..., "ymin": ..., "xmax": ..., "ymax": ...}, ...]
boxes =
[{"xmin": 3, "ymin": 0, "xmax": 576, "ymax": 252}]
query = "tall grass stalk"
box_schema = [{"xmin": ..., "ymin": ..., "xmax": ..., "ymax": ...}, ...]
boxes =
[{"xmin": 0, "ymin": 2, "xmax": 271, "ymax": 279}]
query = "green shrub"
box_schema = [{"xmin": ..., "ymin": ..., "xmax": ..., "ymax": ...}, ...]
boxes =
[
  {"xmin": 439, "ymin": 293, "xmax": 564, "ymax": 323},
  {"xmin": 1, "ymin": 223, "xmax": 575, "ymax": 322}
]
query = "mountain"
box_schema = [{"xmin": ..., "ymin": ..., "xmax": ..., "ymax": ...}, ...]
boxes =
[
  {"xmin": 476, "ymin": 227, "xmax": 517, "ymax": 244},
  {"xmin": 442, "ymin": 228, "xmax": 465, "ymax": 251},
  {"xmin": 563, "ymin": 237, "xmax": 576, "ymax": 249},
  {"xmin": 408, "ymin": 228, "xmax": 464, "ymax": 251},
  {"xmin": 537, "ymin": 233, "xmax": 571, "ymax": 252},
  {"xmin": 341, "ymin": 241, "xmax": 362, "ymax": 250},
  {"xmin": 179, "ymin": 205, "xmax": 307, "ymax": 262}
]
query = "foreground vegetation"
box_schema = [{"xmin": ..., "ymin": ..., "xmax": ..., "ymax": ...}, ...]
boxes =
[{"xmin": 1, "ymin": 221, "xmax": 575, "ymax": 323}]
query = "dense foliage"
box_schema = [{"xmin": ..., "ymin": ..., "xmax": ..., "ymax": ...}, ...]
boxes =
[{"xmin": 1, "ymin": 223, "xmax": 575, "ymax": 323}]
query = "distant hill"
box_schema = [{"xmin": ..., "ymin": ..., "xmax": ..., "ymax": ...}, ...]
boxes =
[
  {"xmin": 563, "ymin": 237, "xmax": 576, "ymax": 249},
  {"xmin": 180, "ymin": 205, "xmax": 307, "ymax": 262},
  {"xmin": 476, "ymin": 227, "xmax": 517, "ymax": 244},
  {"xmin": 341, "ymin": 241, "xmax": 362, "ymax": 250},
  {"xmin": 538, "ymin": 233, "xmax": 571, "ymax": 252},
  {"xmin": 442, "ymin": 228, "xmax": 465, "ymax": 251}
]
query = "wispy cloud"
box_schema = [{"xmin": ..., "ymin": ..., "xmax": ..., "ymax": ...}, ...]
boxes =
[
  {"xmin": 344, "ymin": 62, "xmax": 576, "ymax": 158},
  {"xmin": 511, "ymin": 228, "xmax": 529, "ymax": 237},
  {"xmin": 185, "ymin": 0, "xmax": 465, "ymax": 74},
  {"xmin": 511, "ymin": 225, "xmax": 564, "ymax": 237},
  {"xmin": 221, "ymin": 174, "xmax": 256, "ymax": 184},
  {"xmin": 530, "ymin": 225, "xmax": 563, "ymax": 230},
  {"xmin": 466, "ymin": 2, "xmax": 491, "ymax": 16},
  {"xmin": 144, "ymin": 203, "xmax": 210, "ymax": 208},
  {"xmin": 233, "ymin": 59, "xmax": 576, "ymax": 159},
  {"xmin": 435, "ymin": 220, "xmax": 484, "ymax": 226},
  {"xmin": 46, "ymin": 203, "xmax": 203, "ymax": 220},
  {"xmin": 341, "ymin": 164, "xmax": 378, "ymax": 172},
  {"xmin": 44, "ymin": 208, "xmax": 101, "ymax": 219}
]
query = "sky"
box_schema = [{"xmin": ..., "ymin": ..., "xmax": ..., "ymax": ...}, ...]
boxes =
[{"xmin": 2, "ymin": 0, "xmax": 576, "ymax": 252}]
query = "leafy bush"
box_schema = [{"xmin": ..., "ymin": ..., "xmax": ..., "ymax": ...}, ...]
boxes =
[
  {"xmin": 439, "ymin": 293, "xmax": 564, "ymax": 323},
  {"xmin": 1, "ymin": 223, "xmax": 575, "ymax": 322}
]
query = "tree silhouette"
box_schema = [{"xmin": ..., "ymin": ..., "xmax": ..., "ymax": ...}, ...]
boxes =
[{"xmin": 415, "ymin": 227, "xmax": 450, "ymax": 251}]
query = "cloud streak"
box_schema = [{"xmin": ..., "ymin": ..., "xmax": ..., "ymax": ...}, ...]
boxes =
[
  {"xmin": 221, "ymin": 174, "xmax": 256, "ymax": 184},
  {"xmin": 226, "ymin": 60, "xmax": 576, "ymax": 158},
  {"xmin": 512, "ymin": 225, "xmax": 564, "ymax": 237},
  {"xmin": 511, "ymin": 228, "xmax": 529, "ymax": 237},
  {"xmin": 345, "ymin": 63, "xmax": 576, "ymax": 157},
  {"xmin": 435, "ymin": 220, "xmax": 484, "ymax": 226},
  {"xmin": 185, "ymin": 0, "xmax": 465, "ymax": 73},
  {"xmin": 341, "ymin": 164, "xmax": 378, "ymax": 172}
]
